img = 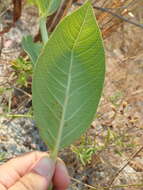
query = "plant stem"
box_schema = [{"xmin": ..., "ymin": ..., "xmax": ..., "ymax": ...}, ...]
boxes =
[
  {"xmin": 39, "ymin": 17, "xmax": 48, "ymax": 44},
  {"xmin": 48, "ymin": 184, "xmax": 53, "ymax": 190},
  {"xmin": 0, "ymin": 114, "xmax": 33, "ymax": 118}
]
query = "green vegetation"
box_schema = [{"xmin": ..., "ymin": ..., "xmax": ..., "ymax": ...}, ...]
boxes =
[
  {"xmin": 31, "ymin": 1, "xmax": 105, "ymax": 160},
  {"xmin": 11, "ymin": 58, "xmax": 32, "ymax": 87},
  {"xmin": 71, "ymin": 135, "xmax": 104, "ymax": 166}
]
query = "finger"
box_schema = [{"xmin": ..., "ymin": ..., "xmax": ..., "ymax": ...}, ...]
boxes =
[
  {"xmin": 0, "ymin": 151, "xmax": 48, "ymax": 188},
  {"xmin": 53, "ymin": 159, "xmax": 70, "ymax": 190},
  {"xmin": 9, "ymin": 157, "xmax": 55, "ymax": 190}
]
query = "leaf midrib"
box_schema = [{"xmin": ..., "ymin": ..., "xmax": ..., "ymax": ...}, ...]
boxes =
[{"xmin": 52, "ymin": 5, "xmax": 90, "ymax": 158}]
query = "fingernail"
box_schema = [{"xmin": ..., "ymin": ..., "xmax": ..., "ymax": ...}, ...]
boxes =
[{"xmin": 33, "ymin": 157, "xmax": 55, "ymax": 178}]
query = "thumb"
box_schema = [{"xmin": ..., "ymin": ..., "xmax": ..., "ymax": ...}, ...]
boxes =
[{"xmin": 9, "ymin": 157, "xmax": 55, "ymax": 190}]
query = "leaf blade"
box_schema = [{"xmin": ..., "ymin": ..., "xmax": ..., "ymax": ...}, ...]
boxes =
[
  {"xmin": 32, "ymin": 2, "xmax": 105, "ymax": 155},
  {"xmin": 22, "ymin": 35, "xmax": 42, "ymax": 65},
  {"xmin": 47, "ymin": 0, "xmax": 63, "ymax": 16},
  {"xmin": 27, "ymin": 0, "xmax": 63, "ymax": 16}
]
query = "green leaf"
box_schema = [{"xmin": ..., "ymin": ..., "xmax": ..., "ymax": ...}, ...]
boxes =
[
  {"xmin": 26, "ymin": 0, "xmax": 37, "ymax": 6},
  {"xmin": 32, "ymin": 1, "xmax": 105, "ymax": 157},
  {"xmin": 22, "ymin": 35, "xmax": 42, "ymax": 65},
  {"xmin": 27, "ymin": 0, "xmax": 63, "ymax": 17},
  {"xmin": 47, "ymin": 0, "xmax": 63, "ymax": 16}
]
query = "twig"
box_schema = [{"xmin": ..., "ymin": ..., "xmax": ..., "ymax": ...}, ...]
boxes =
[
  {"xmin": 61, "ymin": 0, "xmax": 73, "ymax": 18},
  {"xmin": 131, "ymin": 89, "xmax": 143, "ymax": 96},
  {"xmin": 100, "ymin": 0, "xmax": 140, "ymax": 10},
  {"xmin": 0, "ymin": 0, "xmax": 22, "ymax": 36},
  {"xmin": 48, "ymin": 0, "xmax": 73, "ymax": 32},
  {"xmin": 101, "ymin": 0, "xmax": 107, "ymax": 7},
  {"xmin": 12, "ymin": 0, "xmax": 22, "ymax": 23},
  {"xmin": 2, "ymin": 98, "xmax": 31, "ymax": 125},
  {"xmin": 0, "ymin": 36, "xmax": 4, "ymax": 55},
  {"xmin": 93, "ymin": 6, "xmax": 143, "ymax": 29},
  {"xmin": 76, "ymin": 3, "xmax": 143, "ymax": 29},
  {"xmin": 8, "ymin": 90, "xmax": 12, "ymax": 113},
  {"xmin": 111, "ymin": 184, "xmax": 143, "ymax": 188},
  {"xmin": 71, "ymin": 177, "xmax": 143, "ymax": 190},
  {"xmin": 11, "ymin": 86, "xmax": 32, "ymax": 98},
  {"xmin": 0, "ymin": 5, "xmax": 11, "ymax": 17},
  {"xmin": 109, "ymin": 146, "xmax": 143, "ymax": 186},
  {"xmin": 0, "ymin": 113, "xmax": 33, "ymax": 118},
  {"xmin": 71, "ymin": 177, "xmax": 99, "ymax": 190}
]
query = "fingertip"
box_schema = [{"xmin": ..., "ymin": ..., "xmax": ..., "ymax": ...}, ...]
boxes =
[{"xmin": 53, "ymin": 159, "xmax": 70, "ymax": 190}]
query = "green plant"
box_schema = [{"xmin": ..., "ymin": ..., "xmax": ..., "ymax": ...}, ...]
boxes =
[
  {"xmin": 109, "ymin": 91, "xmax": 123, "ymax": 106},
  {"xmin": 23, "ymin": 0, "xmax": 105, "ymax": 163},
  {"xmin": 71, "ymin": 145, "xmax": 97, "ymax": 166},
  {"xmin": 0, "ymin": 152, "xmax": 6, "ymax": 163},
  {"xmin": 22, "ymin": 36, "xmax": 42, "ymax": 65},
  {"xmin": 0, "ymin": 87, "xmax": 5, "ymax": 95},
  {"xmin": 71, "ymin": 135, "xmax": 103, "ymax": 166},
  {"xmin": 11, "ymin": 57, "xmax": 32, "ymax": 87},
  {"xmin": 102, "ymin": 128, "xmax": 137, "ymax": 156},
  {"xmin": 27, "ymin": 0, "xmax": 63, "ymax": 17}
]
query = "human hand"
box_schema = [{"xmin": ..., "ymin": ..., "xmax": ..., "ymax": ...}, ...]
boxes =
[{"xmin": 0, "ymin": 151, "xmax": 70, "ymax": 190}]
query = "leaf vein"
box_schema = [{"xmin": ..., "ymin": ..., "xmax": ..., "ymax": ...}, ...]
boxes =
[{"xmin": 52, "ymin": 4, "xmax": 91, "ymax": 157}]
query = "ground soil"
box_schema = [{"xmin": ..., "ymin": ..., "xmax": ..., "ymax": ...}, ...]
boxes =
[{"xmin": 0, "ymin": 2, "xmax": 143, "ymax": 190}]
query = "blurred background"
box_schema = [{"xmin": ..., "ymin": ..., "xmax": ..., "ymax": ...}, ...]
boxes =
[{"xmin": 0, "ymin": 0, "xmax": 143, "ymax": 189}]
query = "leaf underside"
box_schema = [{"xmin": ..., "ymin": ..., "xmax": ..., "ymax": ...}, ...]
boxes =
[
  {"xmin": 32, "ymin": 2, "xmax": 105, "ymax": 153},
  {"xmin": 27, "ymin": 0, "xmax": 62, "ymax": 16},
  {"xmin": 22, "ymin": 35, "xmax": 42, "ymax": 65},
  {"xmin": 47, "ymin": 0, "xmax": 63, "ymax": 16}
]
